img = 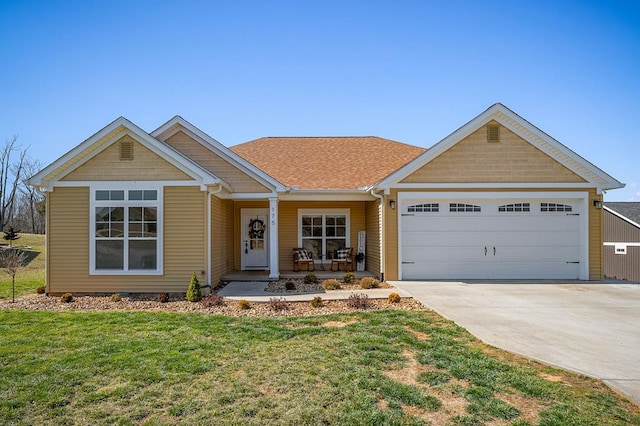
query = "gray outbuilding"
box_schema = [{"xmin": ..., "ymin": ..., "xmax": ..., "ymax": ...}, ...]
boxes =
[{"xmin": 604, "ymin": 202, "xmax": 640, "ymax": 282}]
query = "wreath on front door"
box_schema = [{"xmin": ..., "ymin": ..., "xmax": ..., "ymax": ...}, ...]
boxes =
[{"xmin": 249, "ymin": 218, "xmax": 266, "ymax": 239}]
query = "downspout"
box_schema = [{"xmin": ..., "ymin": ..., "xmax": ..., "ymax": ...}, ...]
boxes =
[
  {"xmin": 206, "ymin": 184, "xmax": 224, "ymax": 291},
  {"xmin": 370, "ymin": 189, "xmax": 385, "ymax": 282}
]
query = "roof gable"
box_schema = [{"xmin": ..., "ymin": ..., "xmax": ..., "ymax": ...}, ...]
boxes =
[
  {"xmin": 29, "ymin": 117, "xmax": 223, "ymax": 190},
  {"xmin": 377, "ymin": 103, "xmax": 624, "ymax": 192},
  {"xmin": 151, "ymin": 116, "xmax": 286, "ymax": 193},
  {"xmin": 401, "ymin": 122, "xmax": 586, "ymax": 184},
  {"xmin": 230, "ymin": 136, "xmax": 425, "ymax": 190}
]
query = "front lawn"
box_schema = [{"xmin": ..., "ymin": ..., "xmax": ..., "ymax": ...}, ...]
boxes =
[{"xmin": 1, "ymin": 309, "xmax": 638, "ymax": 425}]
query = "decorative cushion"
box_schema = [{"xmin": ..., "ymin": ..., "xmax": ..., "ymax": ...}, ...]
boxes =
[
  {"xmin": 297, "ymin": 249, "xmax": 310, "ymax": 260},
  {"xmin": 336, "ymin": 249, "xmax": 350, "ymax": 260}
]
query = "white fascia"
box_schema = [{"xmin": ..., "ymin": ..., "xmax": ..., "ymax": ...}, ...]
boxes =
[{"xmin": 278, "ymin": 189, "xmax": 376, "ymax": 201}]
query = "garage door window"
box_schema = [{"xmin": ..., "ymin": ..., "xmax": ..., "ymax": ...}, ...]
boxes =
[
  {"xmin": 541, "ymin": 203, "xmax": 572, "ymax": 212},
  {"xmin": 498, "ymin": 203, "xmax": 530, "ymax": 212},
  {"xmin": 408, "ymin": 203, "xmax": 439, "ymax": 213},
  {"xmin": 450, "ymin": 203, "xmax": 481, "ymax": 213}
]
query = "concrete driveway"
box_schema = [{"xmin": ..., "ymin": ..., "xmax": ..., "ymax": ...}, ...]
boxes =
[{"xmin": 390, "ymin": 281, "xmax": 640, "ymax": 404}]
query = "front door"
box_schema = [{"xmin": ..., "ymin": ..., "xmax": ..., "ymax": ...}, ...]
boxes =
[{"xmin": 241, "ymin": 208, "xmax": 269, "ymax": 270}]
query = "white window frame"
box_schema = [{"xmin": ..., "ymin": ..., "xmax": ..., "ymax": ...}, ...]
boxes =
[
  {"xmin": 298, "ymin": 209, "xmax": 350, "ymax": 264},
  {"xmin": 90, "ymin": 184, "xmax": 163, "ymax": 275}
]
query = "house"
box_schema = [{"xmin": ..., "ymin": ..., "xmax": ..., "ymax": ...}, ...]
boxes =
[
  {"xmin": 603, "ymin": 203, "xmax": 640, "ymax": 281},
  {"xmin": 29, "ymin": 103, "xmax": 624, "ymax": 294}
]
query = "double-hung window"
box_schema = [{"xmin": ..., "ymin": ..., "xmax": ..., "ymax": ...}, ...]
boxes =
[
  {"xmin": 91, "ymin": 187, "xmax": 162, "ymax": 274},
  {"xmin": 299, "ymin": 209, "xmax": 349, "ymax": 262}
]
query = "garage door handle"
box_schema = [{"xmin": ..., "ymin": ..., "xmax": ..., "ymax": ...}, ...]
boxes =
[
  {"xmin": 484, "ymin": 246, "xmax": 487, "ymax": 256},
  {"xmin": 493, "ymin": 247, "xmax": 496, "ymax": 256},
  {"xmin": 402, "ymin": 261, "xmax": 415, "ymax": 264}
]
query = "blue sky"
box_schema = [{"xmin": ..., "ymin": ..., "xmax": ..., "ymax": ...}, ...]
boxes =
[{"xmin": 1, "ymin": 0, "xmax": 638, "ymax": 200}]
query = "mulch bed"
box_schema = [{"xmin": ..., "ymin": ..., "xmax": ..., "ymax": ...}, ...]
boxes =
[{"xmin": 0, "ymin": 293, "xmax": 424, "ymax": 318}]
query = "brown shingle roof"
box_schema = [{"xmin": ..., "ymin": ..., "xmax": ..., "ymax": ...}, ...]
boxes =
[{"xmin": 230, "ymin": 136, "xmax": 426, "ymax": 190}]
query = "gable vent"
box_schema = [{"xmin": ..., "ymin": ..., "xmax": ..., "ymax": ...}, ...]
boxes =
[
  {"xmin": 487, "ymin": 124, "xmax": 500, "ymax": 143},
  {"xmin": 120, "ymin": 141, "xmax": 134, "ymax": 161}
]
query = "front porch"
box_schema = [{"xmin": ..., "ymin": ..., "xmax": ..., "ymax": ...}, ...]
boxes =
[{"xmin": 221, "ymin": 270, "xmax": 377, "ymax": 282}]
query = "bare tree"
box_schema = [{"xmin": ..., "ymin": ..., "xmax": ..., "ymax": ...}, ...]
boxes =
[
  {"xmin": 0, "ymin": 248, "xmax": 27, "ymax": 303},
  {"xmin": 19, "ymin": 158, "xmax": 45, "ymax": 233},
  {"xmin": 0, "ymin": 136, "xmax": 27, "ymax": 231}
]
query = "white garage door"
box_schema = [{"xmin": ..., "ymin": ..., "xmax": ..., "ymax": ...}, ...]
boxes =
[{"xmin": 400, "ymin": 198, "xmax": 583, "ymax": 280}]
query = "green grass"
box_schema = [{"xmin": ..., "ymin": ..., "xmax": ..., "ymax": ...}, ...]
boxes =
[
  {"xmin": 1, "ymin": 309, "xmax": 638, "ymax": 425},
  {"xmin": 0, "ymin": 233, "xmax": 45, "ymax": 300}
]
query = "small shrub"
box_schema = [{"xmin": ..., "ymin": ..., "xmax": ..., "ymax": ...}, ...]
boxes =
[
  {"xmin": 285, "ymin": 280, "xmax": 297, "ymax": 291},
  {"xmin": 359, "ymin": 277, "xmax": 380, "ymax": 289},
  {"xmin": 237, "ymin": 299, "xmax": 251, "ymax": 310},
  {"xmin": 268, "ymin": 297, "xmax": 290, "ymax": 311},
  {"xmin": 202, "ymin": 293, "xmax": 225, "ymax": 307},
  {"xmin": 36, "ymin": 286, "xmax": 45, "ymax": 294},
  {"xmin": 310, "ymin": 296, "xmax": 323, "ymax": 308},
  {"xmin": 60, "ymin": 293, "xmax": 73, "ymax": 303},
  {"xmin": 322, "ymin": 279, "xmax": 342, "ymax": 290},
  {"xmin": 186, "ymin": 272, "xmax": 202, "ymax": 302},
  {"xmin": 387, "ymin": 292, "xmax": 401, "ymax": 304},
  {"xmin": 109, "ymin": 293, "xmax": 122, "ymax": 302},
  {"xmin": 158, "ymin": 292, "xmax": 170, "ymax": 303},
  {"xmin": 343, "ymin": 272, "xmax": 356, "ymax": 284},
  {"xmin": 346, "ymin": 293, "xmax": 370, "ymax": 309},
  {"xmin": 304, "ymin": 273, "xmax": 318, "ymax": 284}
]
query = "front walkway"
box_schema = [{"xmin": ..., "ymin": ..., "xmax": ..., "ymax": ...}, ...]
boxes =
[
  {"xmin": 218, "ymin": 281, "xmax": 410, "ymax": 302},
  {"xmin": 391, "ymin": 280, "xmax": 640, "ymax": 405}
]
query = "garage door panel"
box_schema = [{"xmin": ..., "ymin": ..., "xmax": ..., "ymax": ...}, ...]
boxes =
[
  {"xmin": 403, "ymin": 261, "xmax": 487, "ymax": 280},
  {"xmin": 403, "ymin": 216, "xmax": 487, "ymax": 232},
  {"xmin": 404, "ymin": 246, "xmax": 485, "ymax": 262},
  {"xmin": 495, "ymin": 261, "xmax": 580, "ymax": 279},
  {"xmin": 402, "ymin": 231, "xmax": 489, "ymax": 247},
  {"xmin": 492, "ymin": 230, "xmax": 579, "ymax": 246}
]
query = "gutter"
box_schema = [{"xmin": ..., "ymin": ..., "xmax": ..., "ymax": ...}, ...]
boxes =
[{"xmin": 370, "ymin": 189, "xmax": 385, "ymax": 282}]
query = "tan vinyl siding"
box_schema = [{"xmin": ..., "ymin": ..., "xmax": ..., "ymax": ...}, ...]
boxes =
[
  {"xmin": 62, "ymin": 135, "xmax": 193, "ymax": 181},
  {"xmin": 401, "ymin": 124, "xmax": 586, "ymax": 184},
  {"xmin": 276, "ymin": 201, "xmax": 366, "ymax": 272},
  {"xmin": 164, "ymin": 131, "xmax": 272, "ymax": 193},
  {"xmin": 589, "ymin": 190, "xmax": 604, "ymax": 279},
  {"xmin": 365, "ymin": 200, "xmax": 382, "ymax": 277},
  {"xmin": 47, "ymin": 186, "xmax": 207, "ymax": 294},
  {"xmin": 384, "ymin": 188, "xmax": 604, "ymax": 281},
  {"xmin": 211, "ymin": 196, "xmax": 234, "ymax": 285}
]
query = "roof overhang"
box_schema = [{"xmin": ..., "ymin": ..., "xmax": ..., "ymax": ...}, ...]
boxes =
[
  {"xmin": 29, "ymin": 116, "xmax": 227, "ymax": 191},
  {"xmin": 374, "ymin": 103, "xmax": 625, "ymax": 194}
]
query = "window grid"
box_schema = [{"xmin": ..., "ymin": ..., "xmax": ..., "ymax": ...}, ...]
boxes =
[
  {"xmin": 450, "ymin": 203, "xmax": 481, "ymax": 213},
  {"xmin": 541, "ymin": 203, "xmax": 572, "ymax": 212},
  {"xmin": 93, "ymin": 189, "xmax": 159, "ymax": 272},
  {"xmin": 408, "ymin": 203, "xmax": 439, "ymax": 213},
  {"xmin": 498, "ymin": 203, "xmax": 530, "ymax": 212}
]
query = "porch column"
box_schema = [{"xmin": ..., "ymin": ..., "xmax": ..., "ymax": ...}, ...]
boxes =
[{"xmin": 268, "ymin": 197, "xmax": 279, "ymax": 279}]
